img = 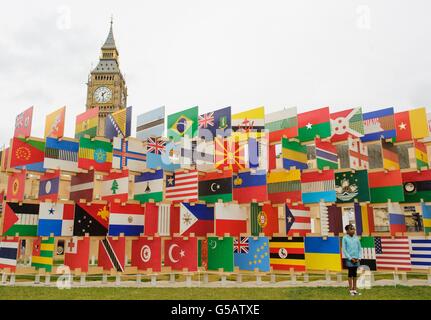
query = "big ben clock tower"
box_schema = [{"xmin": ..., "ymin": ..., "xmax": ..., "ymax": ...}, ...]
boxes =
[{"xmin": 86, "ymin": 19, "xmax": 127, "ymax": 136}]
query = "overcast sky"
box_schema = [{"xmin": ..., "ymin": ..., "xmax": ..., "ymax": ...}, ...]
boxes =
[{"xmin": 0, "ymin": 0, "xmax": 430, "ymax": 145}]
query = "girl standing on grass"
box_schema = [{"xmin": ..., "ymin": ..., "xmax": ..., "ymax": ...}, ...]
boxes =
[{"xmin": 342, "ymin": 224, "xmax": 362, "ymax": 296}]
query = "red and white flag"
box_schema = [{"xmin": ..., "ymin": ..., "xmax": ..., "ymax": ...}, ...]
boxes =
[
  {"xmin": 348, "ymin": 136, "xmax": 368, "ymax": 170},
  {"xmin": 215, "ymin": 203, "xmax": 247, "ymax": 236},
  {"xmin": 375, "ymin": 236, "xmax": 411, "ymax": 271},
  {"xmin": 164, "ymin": 237, "xmax": 198, "ymax": 272},
  {"xmin": 100, "ymin": 170, "xmax": 129, "ymax": 202},
  {"xmin": 14, "ymin": 106, "xmax": 33, "ymax": 138},
  {"xmin": 131, "ymin": 236, "xmax": 162, "ymax": 272},
  {"xmin": 70, "ymin": 170, "xmax": 94, "ymax": 203},
  {"xmin": 165, "ymin": 170, "xmax": 198, "ymax": 203},
  {"xmin": 64, "ymin": 236, "xmax": 90, "ymax": 272}
]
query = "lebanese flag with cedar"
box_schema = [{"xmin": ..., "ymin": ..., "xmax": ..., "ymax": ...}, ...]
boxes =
[
  {"xmin": 131, "ymin": 236, "xmax": 162, "ymax": 272},
  {"xmin": 64, "ymin": 236, "xmax": 90, "ymax": 272},
  {"xmin": 164, "ymin": 236, "xmax": 198, "ymax": 272}
]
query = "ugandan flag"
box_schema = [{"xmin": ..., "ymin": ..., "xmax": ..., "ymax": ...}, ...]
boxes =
[
  {"xmin": 31, "ymin": 237, "xmax": 54, "ymax": 272},
  {"xmin": 75, "ymin": 107, "xmax": 99, "ymax": 139},
  {"xmin": 269, "ymin": 237, "xmax": 305, "ymax": 272},
  {"xmin": 78, "ymin": 137, "xmax": 113, "ymax": 172}
]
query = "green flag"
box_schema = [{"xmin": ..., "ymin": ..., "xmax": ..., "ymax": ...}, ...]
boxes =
[
  {"xmin": 167, "ymin": 106, "xmax": 198, "ymax": 142},
  {"xmin": 207, "ymin": 236, "xmax": 234, "ymax": 272},
  {"xmin": 335, "ymin": 170, "xmax": 370, "ymax": 203}
]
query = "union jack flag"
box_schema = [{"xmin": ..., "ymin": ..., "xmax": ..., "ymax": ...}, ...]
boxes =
[
  {"xmin": 198, "ymin": 112, "xmax": 215, "ymax": 129},
  {"xmin": 234, "ymin": 237, "xmax": 249, "ymax": 254},
  {"xmin": 146, "ymin": 137, "xmax": 166, "ymax": 155}
]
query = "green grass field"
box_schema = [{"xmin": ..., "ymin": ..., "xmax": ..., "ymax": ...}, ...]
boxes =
[{"xmin": 0, "ymin": 286, "xmax": 430, "ymax": 300}]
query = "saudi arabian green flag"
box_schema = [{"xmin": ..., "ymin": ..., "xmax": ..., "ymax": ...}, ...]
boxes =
[
  {"xmin": 335, "ymin": 170, "xmax": 370, "ymax": 203},
  {"xmin": 207, "ymin": 236, "xmax": 234, "ymax": 272},
  {"xmin": 167, "ymin": 106, "xmax": 198, "ymax": 142}
]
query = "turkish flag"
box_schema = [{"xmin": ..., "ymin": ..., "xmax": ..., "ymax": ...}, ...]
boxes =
[
  {"xmin": 164, "ymin": 237, "xmax": 198, "ymax": 272},
  {"xmin": 131, "ymin": 236, "xmax": 161, "ymax": 272},
  {"xmin": 144, "ymin": 203, "xmax": 158, "ymax": 236},
  {"xmin": 6, "ymin": 169, "xmax": 26, "ymax": 202},
  {"xmin": 64, "ymin": 236, "xmax": 90, "ymax": 272},
  {"xmin": 14, "ymin": 106, "xmax": 33, "ymax": 138}
]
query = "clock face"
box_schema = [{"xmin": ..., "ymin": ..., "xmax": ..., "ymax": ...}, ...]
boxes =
[{"xmin": 94, "ymin": 86, "xmax": 112, "ymax": 103}]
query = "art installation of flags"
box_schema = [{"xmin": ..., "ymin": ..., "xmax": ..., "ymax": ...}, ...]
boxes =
[
  {"xmin": 375, "ymin": 236, "xmax": 411, "ymax": 271},
  {"xmin": 136, "ymin": 106, "xmax": 165, "ymax": 141},
  {"xmin": 167, "ymin": 106, "xmax": 198, "ymax": 143},
  {"xmin": 134, "ymin": 169, "xmax": 164, "ymax": 203},
  {"xmin": 362, "ymin": 107, "xmax": 396, "ymax": 142},
  {"xmin": 3, "ymin": 202, "xmax": 39, "ymax": 236},
  {"xmin": 131, "ymin": 236, "xmax": 162, "ymax": 272},
  {"xmin": 98, "ymin": 237, "xmax": 126, "ymax": 272},
  {"xmin": 234, "ymin": 236, "xmax": 270, "ymax": 272},
  {"xmin": 232, "ymin": 170, "xmax": 267, "ymax": 203},
  {"xmin": 198, "ymin": 169, "xmax": 232, "ymax": 203},
  {"xmin": 69, "ymin": 170, "xmax": 94, "ymax": 203},
  {"xmin": 315, "ymin": 137, "xmax": 338, "ymax": 170},
  {"xmin": 165, "ymin": 170, "xmax": 198, "ymax": 203},
  {"xmin": 269, "ymin": 237, "xmax": 306, "ymax": 271},
  {"xmin": 265, "ymin": 107, "xmax": 298, "ymax": 143},
  {"xmin": 348, "ymin": 136, "xmax": 369, "ymax": 170},
  {"xmin": 64, "ymin": 236, "xmax": 90, "ymax": 272},
  {"xmin": 6, "ymin": 103, "xmax": 431, "ymax": 278},
  {"xmin": 335, "ymin": 170, "xmax": 370, "ymax": 203},
  {"xmin": 298, "ymin": 107, "xmax": 331, "ymax": 142},
  {"xmin": 75, "ymin": 107, "xmax": 99, "ymax": 139},
  {"xmin": 113, "ymin": 137, "xmax": 146, "ymax": 172},
  {"xmin": 300, "ymin": 170, "xmax": 336, "ymax": 204},
  {"xmin": 105, "ymin": 106, "xmax": 132, "ymax": 139},
  {"xmin": 330, "ymin": 107, "xmax": 364, "ymax": 142},
  {"xmin": 421, "ymin": 203, "xmax": 431, "ymax": 235},
  {"xmin": 44, "ymin": 106, "xmax": 66, "ymax": 139},
  {"xmin": 14, "ymin": 106, "xmax": 33, "ymax": 138},
  {"xmin": 164, "ymin": 236, "xmax": 198, "ymax": 272},
  {"xmin": 6, "ymin": 169, "xmax": 26, "ymax": 202},
  {"xmin": 368, "ymin": 170, "xmax": 404, "ymax": 203},
  {"xmin": 78, "ymin": 137, "xmax": 113, "ymax": 172},
  {"xmin": 31, "ymin": 237, "xmax": 55, "ymax": 272},
  {"xmin": 100, "ymin": 170, "xmax": 129, "ymax": 203},
  {"xmin": 267, "ymin": 169, "xmax": 302, "ymax": 204},
  {"xmin": 37, "ymin": 202, "xmax": 74, "ymax": 236},
  {"xmin": 199, "ymin": 106, "xmax": 231, "ymax": 141},
  {"xmin": 304, "ymin": 236, "xmax": 342, "ymax": 272},
  {"xmin": 0, "ymin": 237, "xmax": 19, "ymax": 271},
  {"xmin": 394, "ymin": 107, "xmax": 429, "ymax": 142},
  {"xmin": 402, "ymin": 169, "xmax": 431, "ymax": 203},
  {"xmin": 44, "ymin": 137, "xmax": 79, "ymax": 172},
  {"xmin": 282, "ymin": 138, "xmax": 308, "ymax": 170}
]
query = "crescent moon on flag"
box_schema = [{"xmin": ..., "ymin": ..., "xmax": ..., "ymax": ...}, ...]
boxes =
[
  {"xmin": 210, "ymin": 183, "xmax": 218, "ymax": 192},
  {"xmin": 209, "ymin": 240, "xmax": 217, "ymax": 250},
  {"xmin": 168, "ymin": 244, "xmax": 179, "ymax": 263},
  {"xmin": 140, "ymin": 245, "xmax": 151, "ymax": 262}
]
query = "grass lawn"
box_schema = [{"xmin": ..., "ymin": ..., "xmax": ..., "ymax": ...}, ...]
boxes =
[{"xmin": 0, "ymin": 286, "xmax": 430, "ymax": 300}]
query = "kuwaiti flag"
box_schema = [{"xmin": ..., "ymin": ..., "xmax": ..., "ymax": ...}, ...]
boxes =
[
  {"xmin": 0, "ymin": 237, "xmax": 19, "ymax": 271},
  {"xmin": 215, "ymin": 202, "xmax": 247, "ymax": 236},
  {"xmin": 108, "ymin": 203, "xmax": 145, "ymax": 236},
  {"xmin": 37, "ymin": 202, "xmax": 74, "ymax": 236},
  {"xmin": 179, "ymin": 203, "xmax": 214, "ymax": 236},
  {"xmin": 100, "ymin": 170, "xmax": 129, "ymax": 202}
]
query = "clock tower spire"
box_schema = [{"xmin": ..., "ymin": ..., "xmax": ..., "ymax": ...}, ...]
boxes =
[{"xmin": 86, "ymin": 18, "xmax": 128, "ymax": 136}]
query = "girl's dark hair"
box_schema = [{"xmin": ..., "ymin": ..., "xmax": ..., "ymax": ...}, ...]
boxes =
[{"xmin": 345, "ymin": 224, "xmax": 355, "ymax": 231}]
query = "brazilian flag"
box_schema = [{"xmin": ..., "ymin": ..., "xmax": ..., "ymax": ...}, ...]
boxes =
[{"xmin": 167, "ymin": 106, "xmax": 198, "ymax": 142}]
